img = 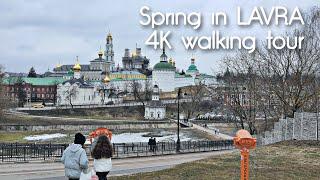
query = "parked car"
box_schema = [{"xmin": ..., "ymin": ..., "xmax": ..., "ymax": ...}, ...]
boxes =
[{"xmin": 32, "ymin": 104, "xmax": 44, "ymax": 108}]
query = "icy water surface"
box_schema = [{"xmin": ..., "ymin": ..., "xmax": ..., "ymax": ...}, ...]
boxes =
[{"xmin": 23, "ymin": 129, "xmax": 209, "ymax": 143}]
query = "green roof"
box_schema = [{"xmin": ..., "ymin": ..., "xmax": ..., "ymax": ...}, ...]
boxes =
[
  {"xmin": 187, "ymin": 64, "xmax": 198, "ymax": 72},
  {"xmin": 67, "ymin": 69, "xmax": 74, "ymax": 75},
  {"xmin": 3, "ymin": 77, "xmax": 65, "ymax": 86},
  {"xmin": 153, "ymin": 62, "xmax": 175, "ymax": 70}
]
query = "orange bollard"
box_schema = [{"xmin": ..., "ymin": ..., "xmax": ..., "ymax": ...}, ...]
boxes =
[{"xmin": 233, "ymin": 130, "xmax": 256, "ymax": 180}]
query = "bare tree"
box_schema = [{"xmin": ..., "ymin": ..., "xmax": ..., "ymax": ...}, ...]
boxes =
[
  {"xmin": 144, "ymin": 78, "xmax": 152, "ymax": 101},
  {"xmin": 16, "ymin": 76, "xmax": 26, "ymax": 107},
  {"xmin": 218, "ymin": 54, "xmax": 261, "ymax": 134},
  {"xmin": 181, "ymin": 83, "xmax": 206, "ymax": 120},
  {"xmin": 0, "ymin": 65, "xmax": 7, "ymax": 116},
  {"xmin": 256, "ymin": 7, "xmax": 320, "ymax": 118},
  {"xmin": 64, "ymin": 85, "xmax": 78, "ymax": 108},
  {"xmin": 219, "ymin": 7, "xmax": 320, "ymax": 134},
  {"xmin": 129, "ymin": 80, "xmax": 151, "ymax": 107}
]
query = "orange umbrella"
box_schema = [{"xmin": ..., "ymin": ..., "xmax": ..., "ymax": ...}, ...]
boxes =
[{"xmin": 88, "ymin": 127, "xmax": 112, "ymax": 143}]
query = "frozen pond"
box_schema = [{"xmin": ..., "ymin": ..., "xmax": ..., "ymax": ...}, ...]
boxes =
[
  {"xmin": 23, "ymin": 129, "xmax": 210, "ymax": 143},
  {"xmin": 111, "ymin": 132, "xmax": 192, "ymax": 143}
]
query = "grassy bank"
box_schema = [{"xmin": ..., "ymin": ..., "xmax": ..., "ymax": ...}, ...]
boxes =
[
  {"xmin": 111, "ymin": 141, "xmax": 320, "ymax": 180},
  {"xmin": 0, "ymin": 114, "xmax": 171, "ymax": 125},
  {"xmin": 0, "ymin": 130, "xmax": 76, "ymax": 143}
]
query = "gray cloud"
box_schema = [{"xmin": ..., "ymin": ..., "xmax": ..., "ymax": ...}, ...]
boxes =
[{"xmin": 0, "ymin": 0, "xmax": 318, "ymax": 74}]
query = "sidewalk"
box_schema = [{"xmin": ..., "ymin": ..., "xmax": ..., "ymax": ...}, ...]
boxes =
[
  {"xmin": 191, "ymin": 123, "xmax": 233, "ymax": 140},
  {"xmin": 0, "ymin": 150, "xmax": 234, "ymax": 180}
]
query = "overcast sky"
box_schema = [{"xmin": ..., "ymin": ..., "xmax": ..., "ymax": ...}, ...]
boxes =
[{"xmin": 0, "ymin": 0, "xmax": 318, "ymax": 74}]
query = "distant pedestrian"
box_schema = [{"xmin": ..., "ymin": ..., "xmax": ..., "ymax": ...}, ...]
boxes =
[
  {"xmin": 152, "ymin": 138, "xmax": 157, "ymax": 152},
  {"xmin": 91, "ymin": 135, "xmax": 113, "ymax": 180},
  {"xmin": 61, "ymin": 133, "xmax": 88, "ymax": 180},
  {"xmin": 148, "ymin": 137, "xmax": 153, "ymax": 151}
]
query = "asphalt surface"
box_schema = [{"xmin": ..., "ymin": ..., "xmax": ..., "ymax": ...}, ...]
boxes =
[{"xmin": 0, "ymin": 150, "xmax": 234, "ymax": 180}]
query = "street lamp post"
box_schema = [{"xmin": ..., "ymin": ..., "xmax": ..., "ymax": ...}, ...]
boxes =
[{"xmin": 176, "ymin": 88, "xmax": 181, "ymax": 152}]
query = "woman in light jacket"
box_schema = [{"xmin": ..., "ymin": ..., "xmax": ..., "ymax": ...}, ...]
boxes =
[
  {"xmin": 91, "ymin": 135, "xmax": 113, "ymax": 180},
  {"xmin": 61, "ymin": 133, "xmax": 88, "ymax": 180}
]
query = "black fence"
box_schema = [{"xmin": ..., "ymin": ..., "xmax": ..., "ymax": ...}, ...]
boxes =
[
  {"xmin": 0, "ymin": 140, "xmax": 234, "ymax": 163},
  {"xmin": 0, "ymin": 143, "xmax": 66, "ymax": 163}
]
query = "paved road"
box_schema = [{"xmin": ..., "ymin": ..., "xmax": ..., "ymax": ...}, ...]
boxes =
[
  {"xmin": 170, "ymin": 119, "xmax": 233, "ymax": 140},
  {"xmin": 0, "ymin": 150, "xmax": 233, "ymax": 180},
  {"xmin": 191, "ymin": 123, "xmax": 234, "ymax": 140}
]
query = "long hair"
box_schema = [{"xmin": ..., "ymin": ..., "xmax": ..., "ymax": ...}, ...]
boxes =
[{"xmin": 92, "ymin": 135, "xmax": 113, "ymax": 159}]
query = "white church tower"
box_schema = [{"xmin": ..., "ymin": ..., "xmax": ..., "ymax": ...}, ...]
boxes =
[
  {"xmin": 186, "ymin": 56, "xmax": 199, "ymax": 78},
  {"xmin": 105, "ymin": 32, "xmax": 115, "ymax": 72},
  {"xmin": 152, "ymin": 84, "xmax": 160, "ymax": 101},
  {"xmin": 145, "ymin": 84, "xmax": 166, "ymax": 120},
  {"xmin": 152, "ymin": 47, "xmax": 176, "ymax": 92}
]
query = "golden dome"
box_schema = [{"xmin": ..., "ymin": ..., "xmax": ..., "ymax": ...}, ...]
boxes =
[
  {"xmin": 103, "ymin": 74, "xmax": 111, "ymax": 84},
  {"xmin": 73, "ymin": 57, "xmax": 81, "ymax": 71},
  {"xmin": 73, "ymin": 63, "xmax": 81, "ymax": 71},
  {"xmin": 98, "ymin": 50, "xmax": 103, "ymax": 56}
]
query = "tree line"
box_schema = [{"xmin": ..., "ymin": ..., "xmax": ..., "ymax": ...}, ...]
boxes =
[{"xmin": 216, "ymin": 7, "xmax": 320, "ymax": 134}]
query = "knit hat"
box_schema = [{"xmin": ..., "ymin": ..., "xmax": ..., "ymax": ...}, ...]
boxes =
[{"xmin": 74, "ymin": 133, "xmax": 86, "ymax": 145}]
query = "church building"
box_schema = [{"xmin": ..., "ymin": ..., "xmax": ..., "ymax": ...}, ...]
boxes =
[
  {"xmin": 53, "ymin": 33, "xmax": 115, "ymax": 81},
  {"xmin": 144, "ymin": 85, "xmax": 166, "ymax": 120},
  {"xmin": 152, "ymin": 48, "xmax": 176, "ymax": 92},
  {"xmin": 56, "ymin": 60, "xmax": 112, "ymax": 106}
]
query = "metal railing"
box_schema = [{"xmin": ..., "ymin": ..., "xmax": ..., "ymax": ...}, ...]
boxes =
[
  {"xmin": 0, "ymin": 143, "xmax": 66, "ymax": 163},
  {"xmin": 0, "ymin": 140, "xmax": 234, "ymax": 163}
]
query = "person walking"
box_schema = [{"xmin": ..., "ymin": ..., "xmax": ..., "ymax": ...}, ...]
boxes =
[
  {"xmin": 61, "ymin": 133, "xmax": 88, "ymax": 180},
  {"xmin": 152, "ymin": 137, "xmax": 157, "ymax": 152},
  {"xmin": 148, "ymin": 137, "xmax": 153, "ymax": 152},
  {"xmin": 91, "ymin": 135, "xmax": 113, "ymax": 180}
]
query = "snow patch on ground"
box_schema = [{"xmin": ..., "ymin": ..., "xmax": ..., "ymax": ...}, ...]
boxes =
[
  {"xmin": 111, "ymin": 132, "xmax": 192, "ymax": 143},
  {"xmin": 24, "ymin": 133, "xmax": 67, "ymax": 141}
]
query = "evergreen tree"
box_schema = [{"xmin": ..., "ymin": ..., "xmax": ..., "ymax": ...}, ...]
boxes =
[{"xmin": 28, "ymin": 67, "xmax": 37, "ymax": 77}]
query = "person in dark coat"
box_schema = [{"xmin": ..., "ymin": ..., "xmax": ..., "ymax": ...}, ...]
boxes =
[
  {"xmin": 148, "ymin": 137, "xmax": 153, "ymax": 151},
  {"xmin": 152, "ymin": 138, "xmax": 157, "ymax": 152}
]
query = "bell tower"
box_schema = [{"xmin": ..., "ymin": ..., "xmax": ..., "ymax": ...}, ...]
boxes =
[
  {"xmin": 152, "ymin": 85, "xmax": 160, "ymax": 101},
  {"xmin": 105, "ymin": 32, "xmax": 115, "ymax": 71}
]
